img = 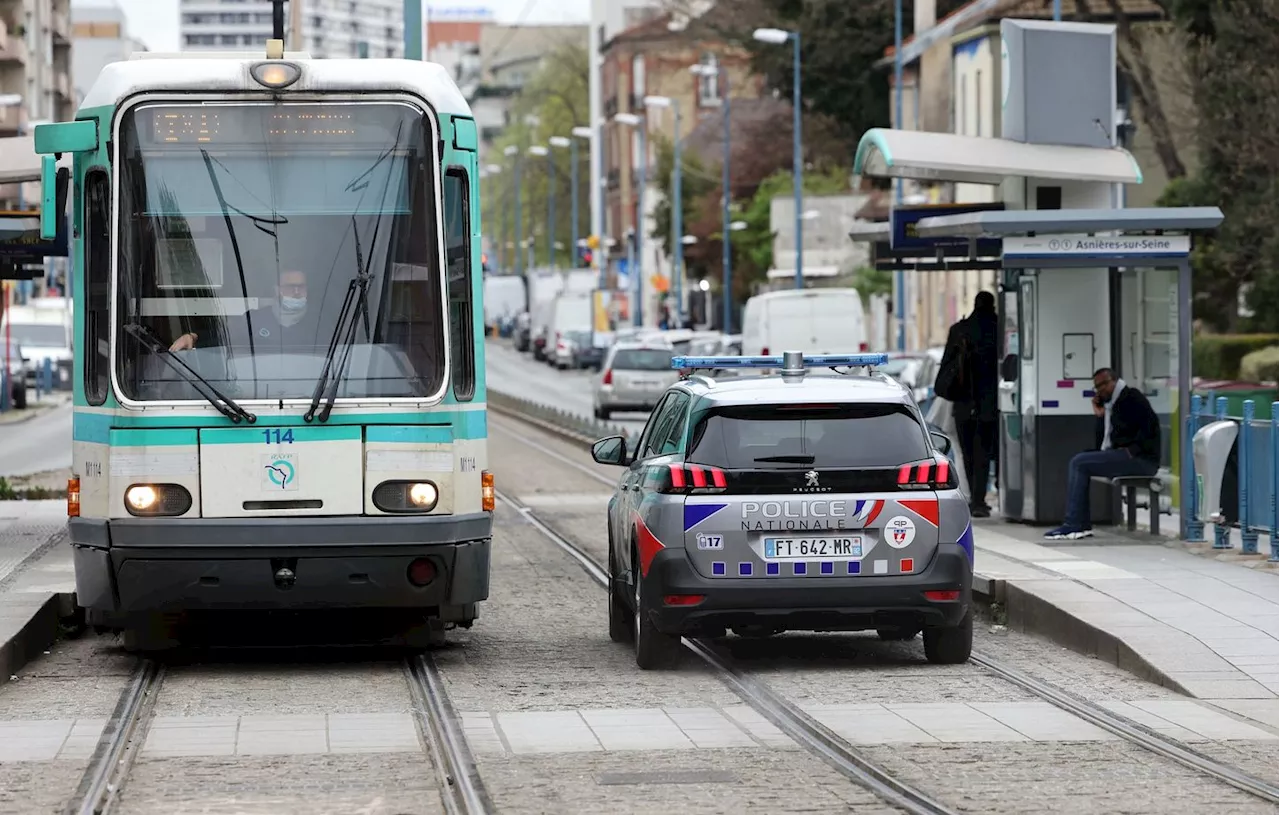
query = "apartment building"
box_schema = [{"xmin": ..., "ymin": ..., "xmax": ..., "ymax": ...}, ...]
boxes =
[
  {"xmin": 179, "ymin": 0, "xmax": 403, "ymax": 58},
  {"xmin": 72, "ymin": 0, "xmax": 145, "ymax": 105},
  {"xmin": 0, "ymin": 0, "xmax": 73, "ymax": 135}
]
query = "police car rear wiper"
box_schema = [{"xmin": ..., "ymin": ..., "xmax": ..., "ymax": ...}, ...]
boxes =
[
  {"xmin": 754, "ymin": 455, "xmax": 815, "ymax": 464},
  {"xmin": 124, "ymin": 323, "xmax": 256, "ymax": 424}
]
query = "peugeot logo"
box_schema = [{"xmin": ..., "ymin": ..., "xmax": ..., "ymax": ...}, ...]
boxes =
[{"xmin": 805, "ymin": 470, "xmax": 820, "ymax": 487}]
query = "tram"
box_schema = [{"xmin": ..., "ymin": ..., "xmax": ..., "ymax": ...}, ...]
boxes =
[{"xmin": 33, "ymin": 40, "xmax": 493, "ymax": 647}]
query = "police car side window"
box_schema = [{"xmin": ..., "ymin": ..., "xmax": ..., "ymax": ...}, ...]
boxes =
[
  {"xmin": 635, "ymin": 393, "xmax": 674, "ymax": 461},
  {"xmin": 641, "ymin": 394, "xmax": 682, "ymax": 460},
  {"xmin": 657, "ymin": 393, "xmax": 691, "ymax": 455}
]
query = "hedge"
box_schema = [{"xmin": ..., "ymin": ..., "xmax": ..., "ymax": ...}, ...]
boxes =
[{"xmin": 1192, "ymin": 334, "xmax": 1279, "ymax": 381}]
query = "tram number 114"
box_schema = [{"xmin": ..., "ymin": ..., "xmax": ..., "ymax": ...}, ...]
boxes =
[{"xmin": 263, "ymin": 429, "xmax": 295, "ymax": 445}]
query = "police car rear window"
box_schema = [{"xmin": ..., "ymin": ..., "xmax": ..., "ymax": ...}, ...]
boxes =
[
  {"xmin": 611, "ymin": 348, "xmax": 674, "ymax": 370},
  {"xmin": 687, "ymin": 404, "xmax": 930, "ymax": 469}
]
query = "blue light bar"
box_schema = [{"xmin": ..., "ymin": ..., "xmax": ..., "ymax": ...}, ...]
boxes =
[{"xmin": 671, "ymin": 353, "xmax": 889, "ymax": 370}]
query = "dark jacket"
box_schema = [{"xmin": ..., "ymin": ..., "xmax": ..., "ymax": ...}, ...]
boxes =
[
  {"xmin": 940, "ymin": 310, "xmax": 999, "ymax": 422},
  {"xmin": 1095, "ymin": 386, "xmax": 1161, "ymax": 464}
]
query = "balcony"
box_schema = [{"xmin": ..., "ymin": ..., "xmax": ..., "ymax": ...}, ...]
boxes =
[
  {"xmin": 0, "ymin": 103, "xmax": 27, "ymax": 136},
  {"xmin": 0, "ymin": 22, "xmax": 27, "ymax": 66},
  {"xmin": 52, "ymin": 7, "xmax": 71, "ymax": 44}
]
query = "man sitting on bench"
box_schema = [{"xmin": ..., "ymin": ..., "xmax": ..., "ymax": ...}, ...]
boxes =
[{"xmin": 1045, "ymin": 367, "xmax": 1161, "ymax": 540}]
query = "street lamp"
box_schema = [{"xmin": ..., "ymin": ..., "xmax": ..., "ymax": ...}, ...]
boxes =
[
  {"xmin": 482, "ymin": 163, "xmax": 503, "ymax": 270},
  {"xmin": 753, "ymin": 27, "xmax": 804, "ymax": 291},
  {"xmin": 614, "ymin": 112, "xmax": 646, "ymax": 326},
  {"xmin": 528, "ymin": 144, "xmax": 553, "ymax": 268},
  {"xmin": 643, "ymin": 94, "xmax": 685, "ymax": 329},
  {"xmin": 549, "ymin": 135, "xmax": 577, "ymax": 272},
  {"xmin": 691, "ymin": 61, "xmax": 733, "ymax": 332},
  {"xmin": 569, "ymin": 126, "xmax": 594, "ymax": 281},
  {"xmin": 504, "ymin": 145, "xmax": 522, "ymax": 277}
]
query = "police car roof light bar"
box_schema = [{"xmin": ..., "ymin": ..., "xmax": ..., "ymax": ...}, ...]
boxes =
[{"xmin": 671, "ymin": 353, "xmax": 889, "ymax": 371}]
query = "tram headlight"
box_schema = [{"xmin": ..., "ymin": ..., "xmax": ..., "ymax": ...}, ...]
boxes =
[
  {"xmin": 124, "ymin": 484, "xmax": 193, "ymax": 517},
  {"xmin": 250, "ymin": 62, "xmax": 301, "ymax": 89},
  {"xmin": 372, "ymin": 480, "xmax": 440, "ymax": 513}
]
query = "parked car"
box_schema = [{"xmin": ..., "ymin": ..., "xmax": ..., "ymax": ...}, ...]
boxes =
[
  {"xmin": 593, "ymin": 341, "xmax": 679, "ymax": 420},
  {"xmin": 554, "ymin": 329, "xmax": 603, "ymax": 370},
  {"xmin": 4, "ymin": 343, "xmax": 29, "ymax": 409},
  {"xmin": 513, "ymin": 312, "xmax": 531, "ymax": 352},
  {"xmin": 882, "ymin": 352, "xmax": 940, "ymax": 407}
]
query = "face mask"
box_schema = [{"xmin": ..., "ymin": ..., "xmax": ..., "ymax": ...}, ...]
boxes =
[{"xmin": 280, "ymin": 295, "xmax": 307, "ymax": 314}]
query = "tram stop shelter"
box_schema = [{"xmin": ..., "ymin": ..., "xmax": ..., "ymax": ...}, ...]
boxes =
[{"xmin": 848, "ymin": 127, "xmax": 1223, "ymax": 536}]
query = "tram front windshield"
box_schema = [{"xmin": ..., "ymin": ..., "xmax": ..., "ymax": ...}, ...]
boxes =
[{"xmin": 115, "ymin": 100, "xmax": 448, "ymax": 403}]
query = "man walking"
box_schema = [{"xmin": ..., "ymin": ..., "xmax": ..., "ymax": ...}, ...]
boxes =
[
  {"xmin": 938, "ymin": 291, "xmax": 1000, "ymax": 517},
  {"xmin": 1044, "ymin": 367, "xmax": 1161, "ymax": 540}
]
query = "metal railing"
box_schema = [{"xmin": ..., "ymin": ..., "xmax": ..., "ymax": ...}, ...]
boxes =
[
  {"xmin": 1183, "ymin": 395, "xmax": 1279, "ymax": 562},
  {"xmin": 487, "ymin": 388, "xmax": 632, "ymax": 446}
]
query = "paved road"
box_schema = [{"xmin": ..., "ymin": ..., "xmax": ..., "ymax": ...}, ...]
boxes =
[
  {"xmin": 0, "ymin": 402, "xmax": 72, "ymax": 478},
  {"xmin": 485, "ymin": 340, "xmax": 649, "ymax": 435}
]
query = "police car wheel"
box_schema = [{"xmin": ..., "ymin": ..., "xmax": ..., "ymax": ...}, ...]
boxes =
[
  {"xmin": 607, "ymin": 545, "xmax": 634, "ymax": 644},
  {"xmin": 923, "ymin": 609, "xmax": 973, "ymax": 664},
  {"xmin": 876, "ymin": 627, "xmax": 919, "ymax": 642},
  {"xmin": 634, "ymin": 568, "xmax": 681, "ymax": 670}
]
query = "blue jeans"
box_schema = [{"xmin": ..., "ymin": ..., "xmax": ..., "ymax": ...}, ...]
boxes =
[{"xmin": 1064, "ymin": 449, "xmax": 1158, "ymax": 528}]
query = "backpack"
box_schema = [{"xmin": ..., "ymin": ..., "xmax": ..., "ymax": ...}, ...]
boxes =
[{"xmin": 934, "ymin": 319, "xmax": 973, "ymax": 403}]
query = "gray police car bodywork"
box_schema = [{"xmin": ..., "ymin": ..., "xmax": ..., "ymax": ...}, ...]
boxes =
[{"xmin": 597, "ymin": 367, "xmax": 975, "ymax": 668}]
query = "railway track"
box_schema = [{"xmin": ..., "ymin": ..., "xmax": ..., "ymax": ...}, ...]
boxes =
[
  {"xmin": 63, "ymin": 653, "xmax": 492, "ymax": 815},
  {"xmin": 490, "ymin": 411, "xmax": 1280, "ymax": 810}
]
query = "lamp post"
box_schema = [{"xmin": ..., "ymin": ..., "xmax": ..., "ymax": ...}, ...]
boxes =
[
  {"xmin": 504, "ymin": 145, "xmax": 522, "ymax": 278},
  {"xmin": 893, "ymin": 0, "xmax": 905, "ymax": 350},
  {"xmin": 614, "ymin": 112, "xmax": 646, "ymax": 327},
  {"xmin": 550, "ymin": 135, "xmax": 576, "ymax": 269},
  {"xmin": 643, "ymin": 95, "xmax": 683, "ymax": 328},
  {"xmin": 690, "ymin": 61, "xmax": 731, "ymax": 333},
  {"xmin": 753, "ymin": 27, "xmax": 803, "ymax": 290},
  {"xmin": 483, "ymin": 163, "xmax": 502, "ymax": 268},
  {"xmin": 570, "ymin": 127, "xmax": 593, "ymax": 278},
  {"xmin": 403, "ymin": 0, "xmax": 422, "ymax": 59},
  {"xmin": 528, "ymin": 145, "xmax": 552, "ymax": 268}
]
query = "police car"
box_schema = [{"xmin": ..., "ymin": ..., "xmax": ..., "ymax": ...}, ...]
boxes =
[{"xmin": 589, "ymin": 351, "xmax": 974, "ymax": 669}]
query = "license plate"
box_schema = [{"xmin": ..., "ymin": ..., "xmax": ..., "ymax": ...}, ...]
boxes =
[
  {"xmin": 633, "ymin": 379, "xmax": 659, "ymax": 388},
  {"xmin": 763, "ymin": 536, "xmax": 863, "ymax": 560}
]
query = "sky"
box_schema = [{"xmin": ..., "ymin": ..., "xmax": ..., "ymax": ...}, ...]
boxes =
[{"xmin": 98, "ymin": 0, "xmax": 591, "ymax": 53}]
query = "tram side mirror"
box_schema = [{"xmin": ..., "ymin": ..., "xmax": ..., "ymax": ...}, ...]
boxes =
[
  {"xmin": 929, "ymin": 430, "xmax": 953, "ymax": 455},
  {"xmin": 591, "ymin": 435, "xmax": 629, "ymax": 466},
  {"xmin": 1001, "ymin": 354, "xmax": 1018, "ymax": 383},
  {"xmin": 35, "ymin": 120, "xmax": 98, "ymax": 240},
  {"xmin": 39, "ymin": 157, "xmax": 57, "ymax": 240}
]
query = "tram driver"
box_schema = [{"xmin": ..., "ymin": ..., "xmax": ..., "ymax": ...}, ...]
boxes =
[{"xmin": 169, "ymin": 269, "xmax": 321, "ymax": 352}]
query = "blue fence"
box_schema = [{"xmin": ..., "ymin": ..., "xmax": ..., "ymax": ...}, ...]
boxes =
[{"xmin": 1183, "ymin": 395, "xmax": 1279, "ymax": 562}]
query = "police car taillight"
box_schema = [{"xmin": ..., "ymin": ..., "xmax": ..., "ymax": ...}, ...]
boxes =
[
  {"xmin": 896, "ymin": 459, "xmax": 952, "ymax": 489},
  {"xmin": 656, "ymin": 463, "xmax": 728, "ymax": 494}
]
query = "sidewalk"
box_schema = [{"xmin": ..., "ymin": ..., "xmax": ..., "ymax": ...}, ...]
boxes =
[
  {"xmin": 972, "ymin": 519, "xmax": 1278, "ymax": 727},
  {"xmin": 0, "ymin": 501, "xmax": 75, "ymax": 685},
  {"xmin": 0, "ymin": 390, "xmax": 72, "ymax": 426}
]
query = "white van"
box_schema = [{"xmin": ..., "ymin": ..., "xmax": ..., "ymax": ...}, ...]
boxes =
[
  {"xmin": 740, "ymin": 289, "xmax": 868, "ymax": 357},
  {"xmin": 482, "ymin": 274, "xmax": 526, "ymax": 334},
  {"xmin": 0, "ymin": 298, "xmax": 74, "ymax": 390},
  {"xmin": 549, "ymin": 293, "xmax": 594, "ymax": 368}
]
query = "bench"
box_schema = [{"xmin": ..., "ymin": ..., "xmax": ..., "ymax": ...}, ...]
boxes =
[{"xmin": 1090, "ymin": 474, "xmax": 1165, "ymax": 535}]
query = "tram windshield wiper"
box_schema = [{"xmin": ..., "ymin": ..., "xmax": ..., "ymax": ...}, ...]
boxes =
[
  {"xmin": 124, "ymin": 323, "xmax": 256, "ymax": 424},
  {"xmin": 304, "ymin": 218, "xmax": 374, "ymax": 423}
]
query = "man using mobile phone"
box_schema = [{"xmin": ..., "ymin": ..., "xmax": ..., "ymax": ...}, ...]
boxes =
[{"xmin": 1044, "ymin": 367, "xmax": 1161, "ymax": 540}]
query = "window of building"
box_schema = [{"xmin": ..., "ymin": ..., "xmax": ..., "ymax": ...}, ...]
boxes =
[
  {"xmin": 975, "ymin": 70, "xmax": 983, "ymax": 137},
  {"xmin": 696, "ymin": 53, "xmax": 721, "ymax": 107},
  {"xmin": 443, "ymin": 168, "xmax": 475, "ymax": 401},
  {"xmin": 959, "ymin": 76, "xmax": 968, "ymax": 136},
  {"xmin": 631, "ymin": 53, "xmax": 645, "ymax": 99},
  {"xmin": 84, "ymin": 170, "xmax": 110, "ymax": 406}
]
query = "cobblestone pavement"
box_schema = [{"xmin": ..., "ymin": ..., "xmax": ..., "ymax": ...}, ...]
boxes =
[{"xmin": 485, "ymin": 411, "xmax": 1278, "ymax": 813}]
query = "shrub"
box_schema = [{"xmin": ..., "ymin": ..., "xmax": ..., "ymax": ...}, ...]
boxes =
[
  {"xmin": 1192, "ymin": 334, "xmax": 1278, "ymax": 380},
  {"xmin": 1239, "ymin": 345, "xmax": 1279, "ymax": 384}
]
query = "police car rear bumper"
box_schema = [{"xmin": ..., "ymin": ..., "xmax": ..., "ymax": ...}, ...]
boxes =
[{"xmin": 643, "ymin": 543, "xmax": 972, "ymax": 635}]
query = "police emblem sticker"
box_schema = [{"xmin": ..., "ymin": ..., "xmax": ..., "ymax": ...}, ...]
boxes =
[{"xmin": 885, "ymin": 515, "xmax": 916, "ymax": 549}]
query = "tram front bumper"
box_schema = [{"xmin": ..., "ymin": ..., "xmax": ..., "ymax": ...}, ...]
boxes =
[{"xmin": 69, "ymin": 514, "xmax": 492, "ymax": 613}]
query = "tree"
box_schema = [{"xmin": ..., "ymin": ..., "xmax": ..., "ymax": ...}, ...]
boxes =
[
  {"xmin": 484, "ymin": 42, "xmax": 592, "ymax": 271},
  {"xmin": 1160, "ymin": 0, "xmax": 1279, "ymax": 331}
]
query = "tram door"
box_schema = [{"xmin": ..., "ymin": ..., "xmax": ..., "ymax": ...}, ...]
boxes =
[{"xmin": 997, "ymin": 274, "xmax": 1036, "ymax": 521}]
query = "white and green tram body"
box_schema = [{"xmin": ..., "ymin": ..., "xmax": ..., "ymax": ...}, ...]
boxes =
[{"xmin": 34, "ymin": 53, "xmax": 492, "ymax": 634}]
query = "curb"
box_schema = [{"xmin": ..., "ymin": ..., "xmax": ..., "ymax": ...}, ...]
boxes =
[
  {"xmin": 487, "ymin": 396, "xmax": 1201, "ymax": 695},
  {"xmin": 0, "ymin": 395, "xmax": 71, "ymax": 427},
  {"xmin": 0, "ymin": 591, "xmax": 77, "ymax": 686},
  {"xmin": 971, "ymin": 575, "xmax": 1191, "ymax": 696}
]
